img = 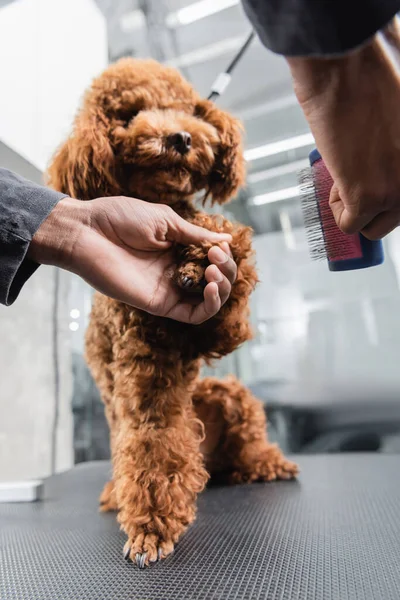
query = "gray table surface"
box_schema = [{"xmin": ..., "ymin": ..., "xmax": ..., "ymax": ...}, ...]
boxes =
[{"xmin": 1, "ymin": 455, "xmax": 400, "ymax": 600}]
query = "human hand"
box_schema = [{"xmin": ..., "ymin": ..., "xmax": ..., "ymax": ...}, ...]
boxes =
[
  {"xmin": 28, "ymin": 196, "xmax": 236, "ymax": 324},
  {"xmin": 287, "ymin": 22, "xmax": 400, "ymax": 240}
]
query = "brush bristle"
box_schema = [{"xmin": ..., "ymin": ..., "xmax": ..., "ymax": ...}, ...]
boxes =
[
  {"xmin": 300, "ymin": 163, "xmax": 363, "ymax": 263},
  {"xmin": 299, "ymin": 167, "xmax": 327, "ymax": 261}
]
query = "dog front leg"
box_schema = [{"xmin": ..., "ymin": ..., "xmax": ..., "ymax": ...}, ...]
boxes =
[{"xmin": 112, "ymin": 359, "xmax": 208, "ymax": 568}]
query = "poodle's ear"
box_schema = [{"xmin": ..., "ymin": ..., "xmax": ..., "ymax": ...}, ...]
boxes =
[
  {"xmin": 47, "ymin": 110, "xmax": 119, "ymax": 200},
  {"xmin": 195, "ymin": 99, "xmax": 245, "ymax": 205}
]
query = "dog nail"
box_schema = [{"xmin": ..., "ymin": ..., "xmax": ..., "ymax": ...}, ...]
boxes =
[
  {"xmin": 124, "ymin": 547, "xmax": 131, "ymax": 561},
  {"xmin": 158, "ymin": 548, "xmax": 163, "ymax": 561},
  {"xmin": 182, "ymin": 277, "xmax": 193, "ymax": 287},
  {"xmin": 136, "ymin": 553, "xmax": 146, "ymax": 569}
]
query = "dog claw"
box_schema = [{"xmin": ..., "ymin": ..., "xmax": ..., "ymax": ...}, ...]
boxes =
[
  {"xmin": 182, "ymin": 276, "xmax": 193, "ymax": 288},
  {"xmin": 124, "ymin": 547, "xmax": 131, "ymax": 561},
  {"xmin": 136, "ymin": 552, "xmax": 147, "ymax": 569},
  {"xmin": 124, "ymin": 543, "xmax": 169, "ymax": 567}
]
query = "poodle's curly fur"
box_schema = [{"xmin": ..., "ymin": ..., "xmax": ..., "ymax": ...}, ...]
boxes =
[{"xmin": 48, "ymin": 58, "xmax": 298, "ymax": 567}]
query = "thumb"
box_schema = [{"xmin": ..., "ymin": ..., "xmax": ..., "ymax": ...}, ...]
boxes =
[
  {"xmin": 166, "ymin": 213, "xmax": 232, "ymax": 246},
  {"xmin": 329, "ymin": 184, "xmax": 373, "ymax": 235}
]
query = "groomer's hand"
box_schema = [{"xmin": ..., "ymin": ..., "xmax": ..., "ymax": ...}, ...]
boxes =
[
  {"xmin": 287, "ymin": 20, "xmax": 400, "ymax": 240},
  {"xmin": 28, "ymin": 196, "xmax": 236, "ymax": 324}
]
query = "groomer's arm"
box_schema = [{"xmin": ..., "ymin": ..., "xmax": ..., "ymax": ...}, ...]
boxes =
[
  {"xmin": 242, "ymin": 0, "xmax": 400, "ymax": 239},
  {"xmin": 0, "ymin": 168, "xmax": 66, "ymax": 306}
]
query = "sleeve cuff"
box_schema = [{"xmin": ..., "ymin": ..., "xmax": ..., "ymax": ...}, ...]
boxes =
[
  {"xmin": 0, "ymin": 230, "xmax": 40, "ymax": 306},
  {"xmin": 242, "ymin": 0, "xmax": 400, "ymax": 57},
  {"xmin": 0, "ymin": 168, "xmax": 68, "ymax": 306},
  {"xmin": 0, "ymin": 168, "xmax": 67, "ymax": 239}
]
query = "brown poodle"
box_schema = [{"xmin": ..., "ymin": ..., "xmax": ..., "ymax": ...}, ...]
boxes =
[{"xmin": 48, "ymin": 58, "xmax": 298, "ymax": 568}]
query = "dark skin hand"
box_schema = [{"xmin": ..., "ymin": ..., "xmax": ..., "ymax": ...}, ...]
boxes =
[
  {"xmin": 287, "ymin": 18, "xmax": 400, "ymax": 240},
  {"xmin": 28, "ymin": 196, "xmax": 237, "ymax": 324}
]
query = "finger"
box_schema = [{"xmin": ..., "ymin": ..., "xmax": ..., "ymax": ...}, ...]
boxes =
[
  {"xmin": 205, "ymin": 264, "xmax": 231, "ymax": 306},
  {"xmin": 165, "ymin": 282, "xmax": 220, "ymax": 324},
  {"xmin": 208, "ymin": 246, "xmax": 237, "ymax": 284},
  {"xmin": 219, "ymin": 241, "xmax": 232, "ymax": 257},
  {"xmin": 167, "ymin": 215, "xmax": 232, "ymax": 245},
  {"xmin": 361, "ymin": 210, "xmax": 400, "ymax": 240},
  {"xmin": 191, "ymin": 282, "xmax": 221, "ymax": 324},
  {"xmin": 329, "ymin": 185, "xmax": 374, "ymax": 235}
]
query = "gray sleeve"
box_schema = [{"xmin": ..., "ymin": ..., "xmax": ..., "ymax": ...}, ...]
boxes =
[
  {"xmin": 0, "ymin": 168, "xmax": 67, "ymax": 306},
  {"xmin": 242, "ymin": 0, "xmax": 400, "ymax": 56}
]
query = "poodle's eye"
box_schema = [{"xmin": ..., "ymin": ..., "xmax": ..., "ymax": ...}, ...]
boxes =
[
  {"xmin": 194, "ymin": 105, "xmax": 203, "ymax": 118},
  {"xmin": 115, "ymin": 109, "xmax": 139, "ymax": 127}
]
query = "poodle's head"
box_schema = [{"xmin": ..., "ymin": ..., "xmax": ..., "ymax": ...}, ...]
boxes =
[{"xmin": 48, "ymin": 58, "xmax": 245, "ymax": 205}]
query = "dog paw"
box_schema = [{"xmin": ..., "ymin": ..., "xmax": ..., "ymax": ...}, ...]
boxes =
[
  {"xmin": 229, "ymin": 447, "xmax": 299, "ymax": 484},
  {"xmin": 123, "ymin": 533, "xmax": 174, "ymax": 569},
  {"xmin": 99, "ymin": 480, "xmax": 118, "ymax": 512},
  {"xmin": 273, "ymin": 458, "xmax": 299, "ymax": 481},
  {"xmin": 174, "ymin": 261, "xmax": 207, "ymax": 294}
]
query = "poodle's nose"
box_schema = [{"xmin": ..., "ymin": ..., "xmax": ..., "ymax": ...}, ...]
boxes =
[{"xmin": 168, "ymin": 131, "xmax": 192, "ymax": 154}]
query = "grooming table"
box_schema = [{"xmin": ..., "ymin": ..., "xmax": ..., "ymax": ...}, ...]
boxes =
[{"xmin": 1, "ymin": 456, "xmax": 400, "ymax": 600}]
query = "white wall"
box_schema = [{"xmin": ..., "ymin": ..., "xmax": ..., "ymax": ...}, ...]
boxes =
[
  {"xmin": 0, "ymin": 0, "xmax": 108, "ymax": 172},
  {"xmin": 0, "ymin": 267, "xmax": 73, "ymax": 481}
]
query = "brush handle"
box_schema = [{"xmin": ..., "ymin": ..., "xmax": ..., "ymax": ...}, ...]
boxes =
[{"xmin": 310, "ymin": 150, "xmax": 384, "ymax": 271}]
